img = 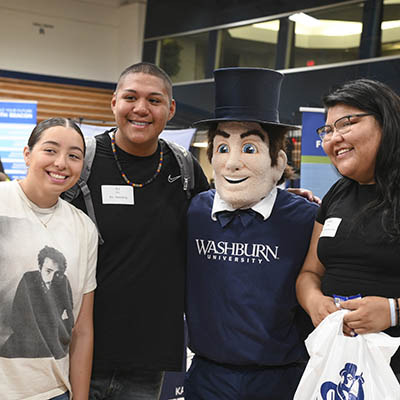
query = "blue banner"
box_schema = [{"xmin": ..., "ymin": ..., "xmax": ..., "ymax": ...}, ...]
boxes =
[
  {"xmin": 0, "ymin": 101, "xmax": 37, "ymax": 180},
  {"xmin": 301, "ymin": 109, "xmax": 326, "ymax": 157},
  {"xmin": 300, "ymin": 108, "xmax": 340, "ymax": 200},
  {"xmin": 0, "ymin": 101, "xmax": 37, "ymax": 124}
]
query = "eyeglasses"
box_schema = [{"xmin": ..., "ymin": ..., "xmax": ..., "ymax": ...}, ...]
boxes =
[{"xmin": 316, "ymin": 113, "xmax": 373, "ymax": 142}]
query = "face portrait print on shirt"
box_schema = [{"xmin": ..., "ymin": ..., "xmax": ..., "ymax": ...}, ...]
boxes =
[
  {"xmin": 212, "ymin": 121, "xmax": 287, "ymax": 209},
  {"xmin": 0, "ymin": 238, "xmax": 74, "ymax": 360}
]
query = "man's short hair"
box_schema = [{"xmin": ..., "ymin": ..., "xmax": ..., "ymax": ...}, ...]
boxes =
[{"xmin": 116, "ymin": 62, "xmax": 173, "ymax": 103}]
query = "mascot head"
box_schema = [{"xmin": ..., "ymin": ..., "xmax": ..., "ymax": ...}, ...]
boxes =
[{"xmin": 195, "ymin": 67, "xmax": 298, "ymax": 209}]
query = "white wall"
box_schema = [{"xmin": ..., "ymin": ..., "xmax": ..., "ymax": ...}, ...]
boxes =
[
  {"xmin": 0, "ymin": 0, "xmax": 147, "ymax": 83},
  {"xmin": 117, "ymin": 2, "xmax": 147, "ymax": 75}
]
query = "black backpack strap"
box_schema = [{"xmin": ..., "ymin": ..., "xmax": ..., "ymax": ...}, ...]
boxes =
[
  {"xmin": 77, "ymin": 179, "xmax": 104, "ymax": 245},
  {"xmin": 162, "ymin": 139, "xmax": 195, "ymax": 199}
]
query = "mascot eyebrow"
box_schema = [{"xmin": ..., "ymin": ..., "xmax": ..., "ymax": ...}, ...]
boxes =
[{"xmin": 215, "ymin": 129, "xmax": 266, "ymax": 142}]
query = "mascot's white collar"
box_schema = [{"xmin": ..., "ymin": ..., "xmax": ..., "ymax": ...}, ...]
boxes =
[{"xmin": 211, "ymin": 187, "xmax": 278, "ymax": 222}]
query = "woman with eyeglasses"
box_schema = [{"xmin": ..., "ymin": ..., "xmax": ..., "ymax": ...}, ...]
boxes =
[{"xmin": 296, "ymin": 78, "xmax": 400, "ymax": 378}]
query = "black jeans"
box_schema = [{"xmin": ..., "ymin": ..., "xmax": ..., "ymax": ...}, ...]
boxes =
[
  {"xmin": 51, "ymin": 393, "xmax": 69, "ymax": 400},
  {"xmin": 89, "ymin": 368, "xmax": 165, "ymax": 400}
]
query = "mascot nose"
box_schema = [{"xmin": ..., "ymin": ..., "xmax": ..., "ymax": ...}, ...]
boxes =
[{"xmin": 225, "ymin": 151, "xmax": 243, "ymax": 171}]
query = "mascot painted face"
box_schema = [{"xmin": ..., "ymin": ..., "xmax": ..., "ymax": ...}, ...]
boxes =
[{"xmin": 212, "ymin": 121, "xmax": 287, "ymax": 209}]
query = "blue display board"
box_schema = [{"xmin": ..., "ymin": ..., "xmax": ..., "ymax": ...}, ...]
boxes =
[
  {"xmin": 0, "ymin": 101, "xmax": 37, "ymax": 180},
  {"xmin": 300, "ymin": 107, "xmax": 340, "ymax": 199},
  {"xmin": 158, "ymin": 322, "xmax": 192, "ymax": 400}
]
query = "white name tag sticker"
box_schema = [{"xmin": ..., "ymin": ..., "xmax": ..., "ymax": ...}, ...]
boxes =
[
  {"xmin": 320, "ymin": 217, "xmax": 342, "ymax": 238},
  {"xmin": 101, "ymin": 185, "xmax": 134, "ymax": 205}
]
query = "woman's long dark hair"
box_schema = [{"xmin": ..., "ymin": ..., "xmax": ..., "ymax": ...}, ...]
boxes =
[{"xmin": 323, "ymin": 78, "xmax": 400, "ymax": 242}]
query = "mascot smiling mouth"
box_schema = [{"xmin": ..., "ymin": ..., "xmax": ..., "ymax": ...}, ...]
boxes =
[{"xmin": 224, "ymin": 177, "xmax": 249, "ymax": 184}]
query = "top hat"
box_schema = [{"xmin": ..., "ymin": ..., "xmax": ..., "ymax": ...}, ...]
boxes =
[
  {"xmin": 340, "ymin": 363, "xmax": 357, "ymax": 377},
  {"xmin": 194, "ymin": 67, "xmax": 299, "ymax": 131}
]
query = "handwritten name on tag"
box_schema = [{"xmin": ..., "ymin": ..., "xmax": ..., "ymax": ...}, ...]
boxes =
[
  {"xmin": 320, "ymin": 217, "xmax": 342, "ymax": 238},
  {"xmin": 101, "ymin": 185, "xmax": 134, "ymax": 205}
]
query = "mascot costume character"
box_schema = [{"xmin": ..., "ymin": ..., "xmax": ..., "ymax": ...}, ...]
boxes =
[{"xmin": 185, "ymin": 67, "xmax": 319, "ymax": 400}]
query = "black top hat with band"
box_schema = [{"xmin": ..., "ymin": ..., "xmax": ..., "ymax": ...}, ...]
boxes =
[{"xmin": 193, "ymin": 67, "xmax": 299, "ymax": 131}]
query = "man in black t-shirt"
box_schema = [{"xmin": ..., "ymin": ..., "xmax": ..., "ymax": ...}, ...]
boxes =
[{"xmin": 72, "ymin": 63, "xmax": 209, "ymax": 400}]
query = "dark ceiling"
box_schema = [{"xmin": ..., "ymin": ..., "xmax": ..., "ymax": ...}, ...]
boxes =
[{"xmin": 145, "ymin": 0, "xmax": 350, "ymax": 38}]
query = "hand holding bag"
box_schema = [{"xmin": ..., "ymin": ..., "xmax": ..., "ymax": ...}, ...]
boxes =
[{"xmin": 294, "ymin": 309, "xmax": 400, "ymax": 400}]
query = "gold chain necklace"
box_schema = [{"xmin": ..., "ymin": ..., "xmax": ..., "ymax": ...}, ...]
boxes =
[
  {"xmin": 27, "ymin": 202, "xmax": 59, "ymax": 228},
  {"xmin": 33, "ymin": 210, "xmax": 56, "ymax": 228},
  {"xmin": 17, "ymin": 181, "xmax": 59, "ymax": 228}
]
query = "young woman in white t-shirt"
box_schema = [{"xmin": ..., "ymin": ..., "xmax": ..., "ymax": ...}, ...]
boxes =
[{"xmin": 0, "ymin": 118, "xmax": 98, "ymax": 400}]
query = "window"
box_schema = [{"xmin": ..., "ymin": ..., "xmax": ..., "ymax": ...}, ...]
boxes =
[
  {"xmin": 217, "ymin": 20, "xmax": 279, "ymax": 69},
  {"xmin": 157, "ymin": 32, "xmax": 209, "ymax": 83},
  {"xmin": 381, "ymin": 0, "xmax": 400, "ymax": 57},
  {"xmin": 290, "ymin": 2, "xmax": 364, "ymax": 68}
]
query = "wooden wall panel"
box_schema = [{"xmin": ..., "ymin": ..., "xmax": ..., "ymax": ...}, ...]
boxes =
[{"xmin": 0, "ymin": 77, "xmax": 115, "ymax": 126}]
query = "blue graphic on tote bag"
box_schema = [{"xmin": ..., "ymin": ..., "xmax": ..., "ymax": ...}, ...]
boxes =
[{"xmin": 321, "ymin": 362, "xmax": 365, "ymax": 400}]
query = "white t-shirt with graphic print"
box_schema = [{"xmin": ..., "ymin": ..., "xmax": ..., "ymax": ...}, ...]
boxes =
[{"xmin": 0, "ymin": 180, "xmax": 97, "ymax": 400}]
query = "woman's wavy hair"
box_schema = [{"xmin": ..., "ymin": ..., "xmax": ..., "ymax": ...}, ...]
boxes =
[{"xmin": 323, "ymin": 78, "xmax": 400, "ymax": 241}]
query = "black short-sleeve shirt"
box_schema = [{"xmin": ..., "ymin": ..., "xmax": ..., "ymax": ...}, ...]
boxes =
[
  {"xmin": 73, "ymin": 131, "xmax": 209, "ymax": 372},
  {"xmin": 317, "ymin": 178, "xmax": 400, "ymax": 371}
]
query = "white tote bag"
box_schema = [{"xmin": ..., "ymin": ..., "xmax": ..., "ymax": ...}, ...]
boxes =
[{"xmin": 294, "ymin": 309, "xmax": 400, "ymax": 400}]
